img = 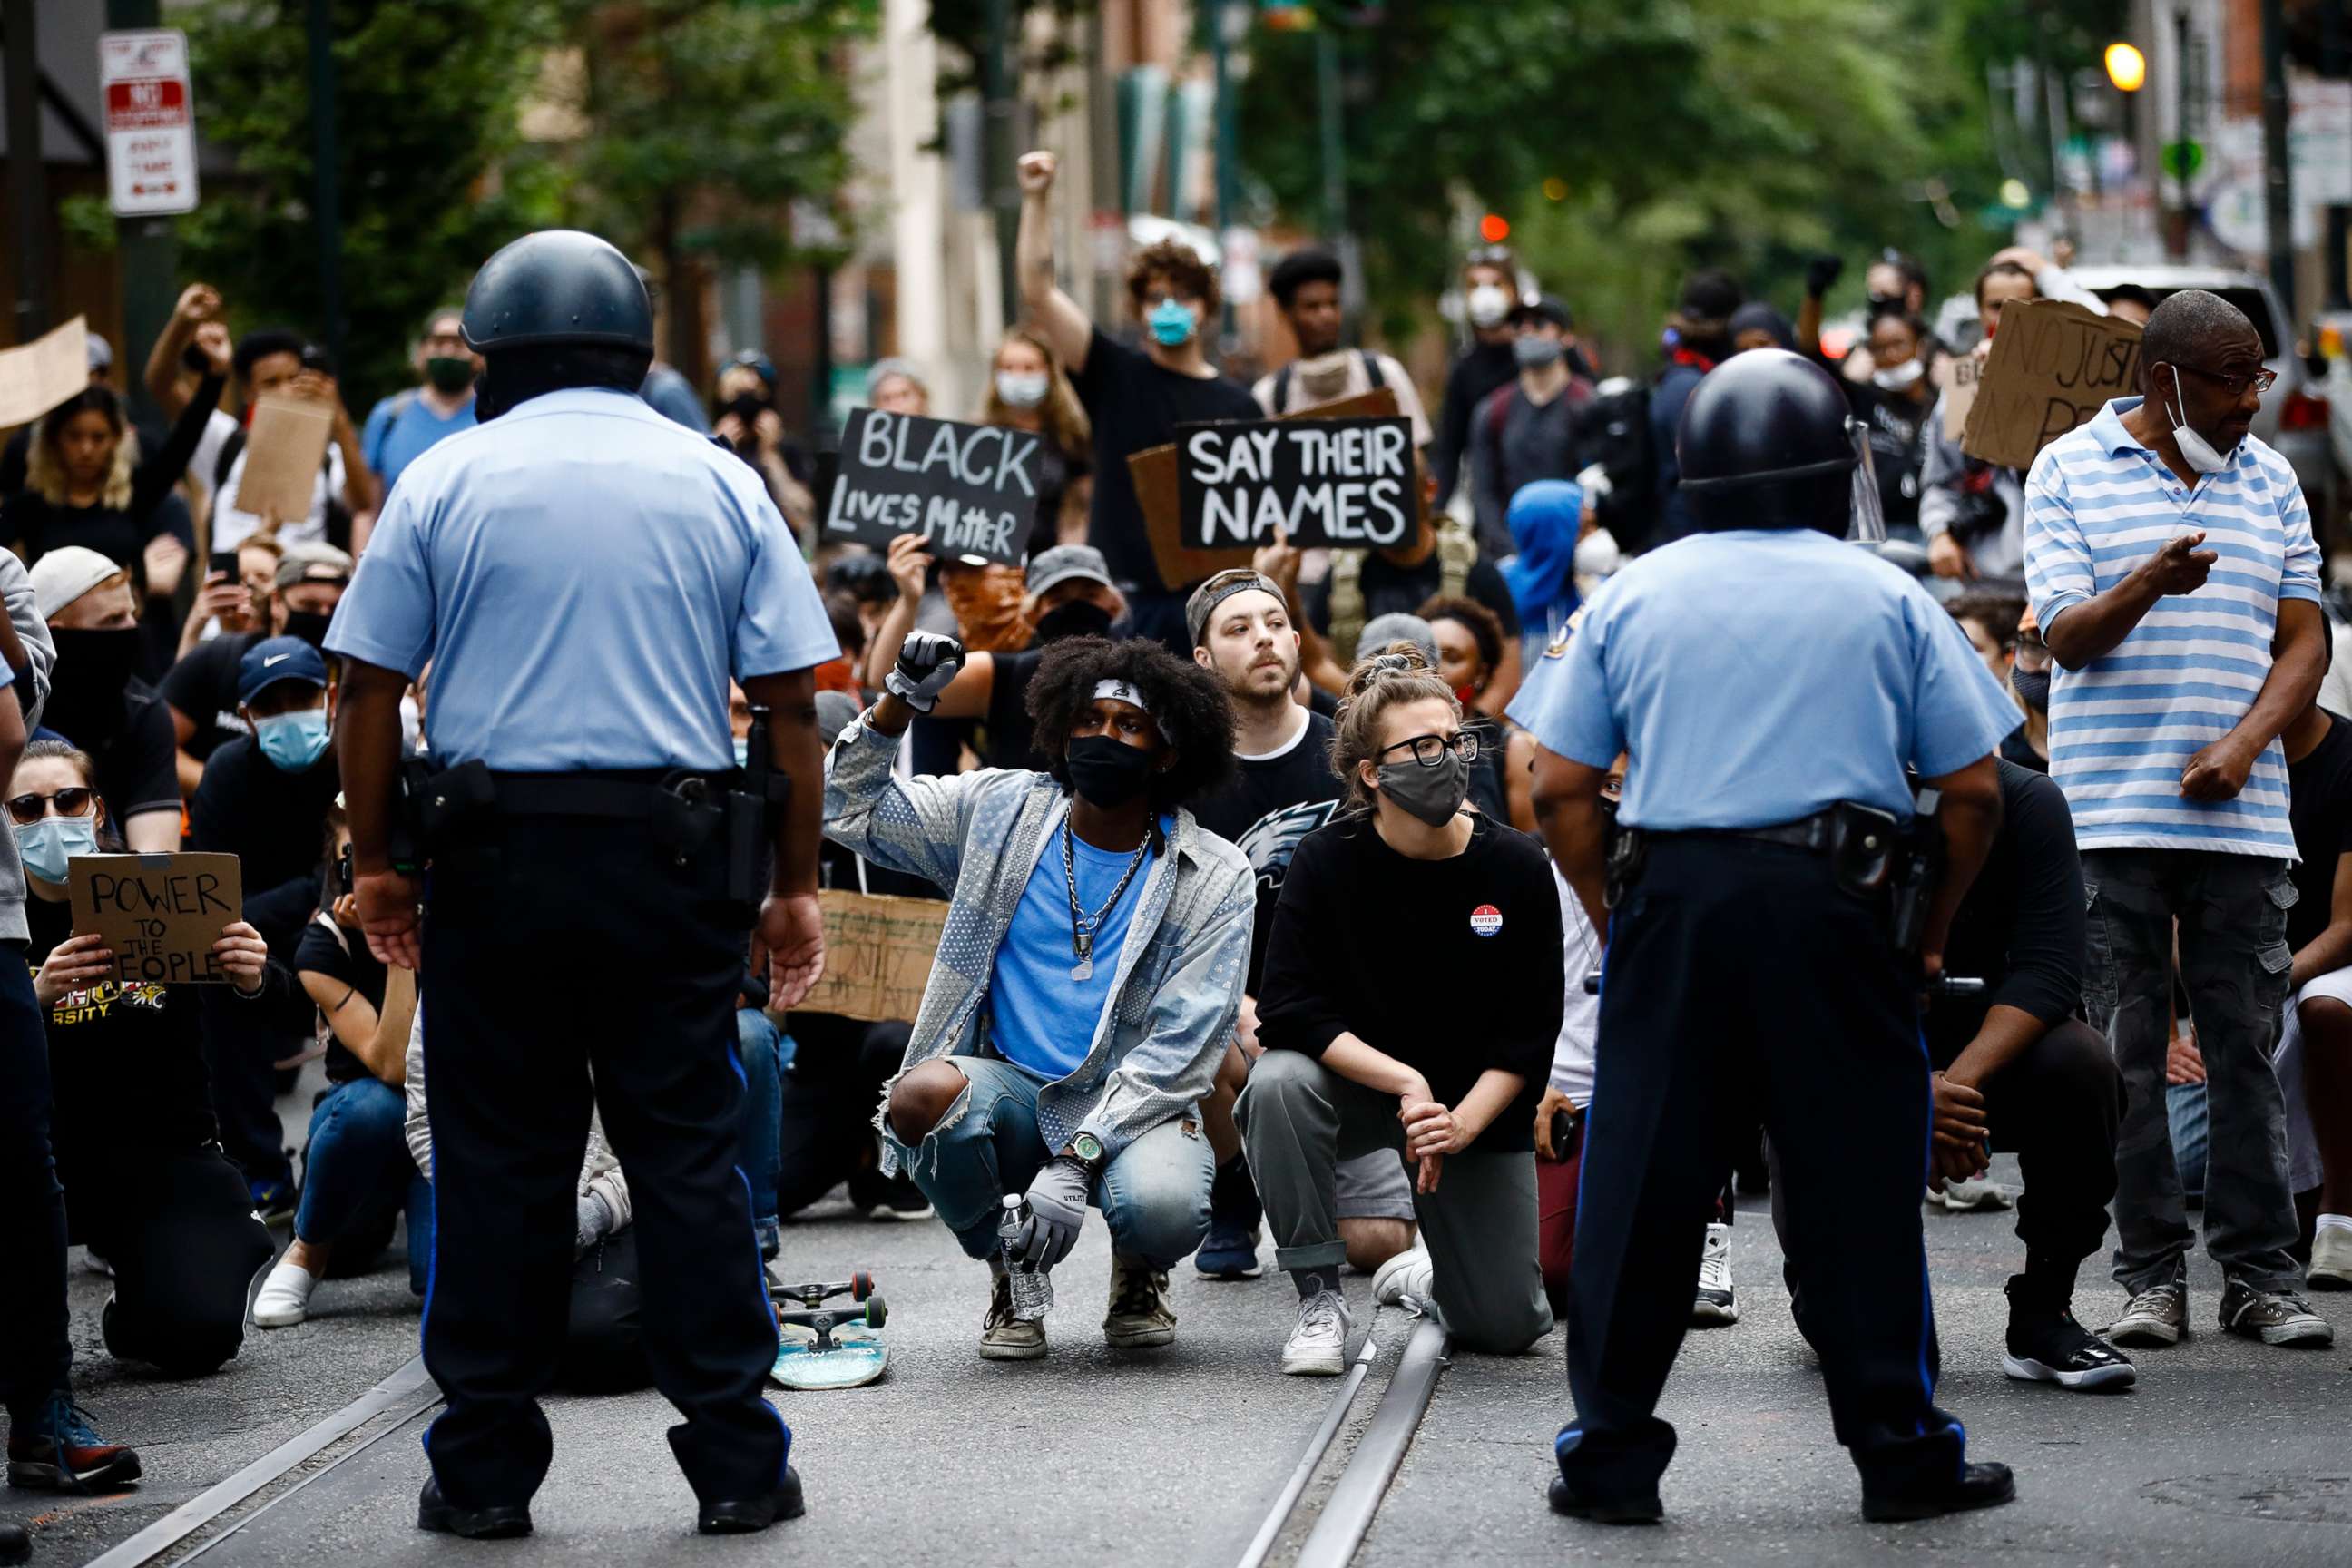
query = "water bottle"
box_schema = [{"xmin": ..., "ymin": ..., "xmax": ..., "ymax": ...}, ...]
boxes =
[{"xmin": 998, "ymin": 1193, "xmax": 1054, "ymax": 1320}]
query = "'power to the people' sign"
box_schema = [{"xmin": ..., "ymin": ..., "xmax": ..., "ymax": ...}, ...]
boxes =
[
  {"xmin": 823, "ymin": 408, "xmax": 1041, "ymax": 567},
  {"xmin": 1176, "ymin": 416, "xmax": 1416, "ymax": 550},
  {"xmin": 68, "ymin": 853, "xmax": 244, "ymax": 986},
  {"xmin": 100, "ymin": 30, "xmax": 200, "ymax": 218}
]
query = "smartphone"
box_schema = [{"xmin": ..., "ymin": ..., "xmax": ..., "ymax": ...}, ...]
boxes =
[
  {"xmin": 1549, "ymin": 1107, "xmax": 1579, "ymax": 1158},
  {"xmin": 209, "ymin": 549, "xmax": 239, "ymax": 581},
  {"xmin": 336, "ymin": 844, "xmax": 354, "ymax": 896}
]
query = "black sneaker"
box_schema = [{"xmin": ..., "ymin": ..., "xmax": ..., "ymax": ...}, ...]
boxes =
[
  {"xmin": 2002, "ymin": 1308, "xmax": 2136, "ymax": 1391},
  {"xmin": 846, "ymin": 1169, "xmax": 934, "ymax": 1222},
  {"xmin": 1547, "ymin": 1475, "xmax": 1663, "ymax": 1524},
  {"xmin": 416, "ymin": 1478, "xmax": 531, "ymax": 1539},
  {"xmin": 1862, "ymin": 1462, "xmax": 2016, "ymax": 1523},
  {"xmin": 697, "ymin": 1467, "xmax": 805, "ymax": 1534}
]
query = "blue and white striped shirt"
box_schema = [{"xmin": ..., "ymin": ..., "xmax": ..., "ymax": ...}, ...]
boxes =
[{"xmin": 2023, "ymin": 397, "xmax": 2321, "ymax": 858}]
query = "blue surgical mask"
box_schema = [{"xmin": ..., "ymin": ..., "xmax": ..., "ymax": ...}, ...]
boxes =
[
  {"xmin": 17, "ymin": 815, "xmax": 97, "ymax": 887},
  {"xmin": 254, "ymin": 707, "xmax": 331, "ymax": 772},
  {"xmin": 1147, "ymin": 298, "xmax": 1198, "ymax": 348}
]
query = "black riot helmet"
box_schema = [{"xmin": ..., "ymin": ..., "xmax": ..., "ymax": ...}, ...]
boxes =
[
  {"xmin": 1675, "ymin": 348, "xmax": 1868, "ymax": 537},
  {"xmin": 461, "ymin": 230, "xmax": 654, "ymax": 356}
]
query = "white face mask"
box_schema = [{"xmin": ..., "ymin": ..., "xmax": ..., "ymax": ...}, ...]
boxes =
[
  {"xmin": 1871, "ymin": 358, "xmax": 1925, "ymax": 392},
  {"xmin": 995, "ymin": 369, "xmax": 1050, "ymax": 409},
  {"xmin": 1467, "ymin": 284, "xmax": 1513, "ymax": 330},
  {"xmin": 2165, "ymin": 371, "xmax": 2232, "ymax": 475}
]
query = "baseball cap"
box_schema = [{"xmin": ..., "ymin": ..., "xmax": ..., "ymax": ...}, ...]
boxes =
[
  {"xmin": 1357, "ymin": 612, "xmax": 1439, "ymax": 671},
  {"xmin": 29, "ymin": 546, "xmax": 126, "ymax": 621},
  {"xmin": 1184, "ymin": 568, "xmax": 1289, "ymax": 647},
  {"xmin": 86, "ymin": 333, "xmax": 115, "ymax": 374},
  {"xmin": 276, "ymin": 541, "xmax": 354, "ymax": 591},
  {"xmin": 1026, "ymin": 544, "xmax": 1113, "ymax": 598},
  {"xmin": 238, "ymin": 636, "xmax": 330, "ymax": 707},
  {"xmin": 1511, "ymin": 294, "xmax": 1573, "ymax": 332}
]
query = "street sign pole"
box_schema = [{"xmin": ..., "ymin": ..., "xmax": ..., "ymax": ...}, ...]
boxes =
[
  {"xmin": 1212, "ymin": 0, "xmax": 1240, "ymax": 350},
  {"xmin": 4, "ymin": 0, "xmax": 52, "ymax": 342},
  {"xmin": 107, "ymin": 0, "xmax": 177, "ymax": 426},
  {"xmin": 305, "ymin": 0, "xmax": 344, "ymax": 375},
  {"xmin": 2262, "ymin": 0, "xmax": 2297, "ymax": 320}
]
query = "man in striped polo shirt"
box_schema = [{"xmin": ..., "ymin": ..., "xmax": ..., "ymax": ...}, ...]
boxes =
[{"xmin": 2024, "ymin": 289, "xmax": 2334, "ymax": 1351}]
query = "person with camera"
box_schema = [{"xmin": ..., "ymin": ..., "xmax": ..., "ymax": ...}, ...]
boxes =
[
  {"xmin": 711, "ymin": 349, "xmax": 816, "ymax": 537},
  {"xmin": 825, "ymin": 631, "xmax": 1252, "ymax": 1360}
]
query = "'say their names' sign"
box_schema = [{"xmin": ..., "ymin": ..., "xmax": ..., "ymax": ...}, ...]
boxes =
[{"xmin": 1176, "ymin": 416, "xmax": 1416, "ymax": 551}]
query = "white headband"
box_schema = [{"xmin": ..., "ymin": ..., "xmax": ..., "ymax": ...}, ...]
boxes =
[{"xmin": 1093, "ymin": 679, "xmax": 1151, "ymax": 713}]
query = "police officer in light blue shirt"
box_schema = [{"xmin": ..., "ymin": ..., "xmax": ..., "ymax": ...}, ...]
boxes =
[
  {"xmin": 1513, "ymin": 349, "xmax": 2021, "ymax": 1528},
  {"xmin": 328, "ymin": 231, "xmax": 838, "ymax": 1541}
]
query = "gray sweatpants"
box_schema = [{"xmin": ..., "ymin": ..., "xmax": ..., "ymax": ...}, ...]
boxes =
[{"xmin": 1237, "ymin": 1049, "xmax": 1553, "ymax": 1354}]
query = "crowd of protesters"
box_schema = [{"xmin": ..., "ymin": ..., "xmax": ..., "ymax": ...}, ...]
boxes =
[{"xmin": 4, "ymin": 196, "xmax": 2347, "ymax": 1530}]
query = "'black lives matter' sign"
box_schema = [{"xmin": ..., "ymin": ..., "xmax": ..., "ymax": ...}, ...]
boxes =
[
  {"xmin": 1176, "ymin": 416, "xmax": 1416, "ymax": 551},
  {"xmin": 822, "ymin": 408, "xmax": 1041, "ymax": 566}
]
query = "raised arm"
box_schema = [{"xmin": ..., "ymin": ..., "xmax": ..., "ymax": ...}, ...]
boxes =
[
  {"xmin": 1015, "ymin": 152, "xmax": 1094, "ymax": 375},
  {"xmin": 860, "ymin": 532, "xmax": 997, "ymax": 715},
  {"xmin": 144, "ymin": 283, "xmax": 220, "ymax": 418}
]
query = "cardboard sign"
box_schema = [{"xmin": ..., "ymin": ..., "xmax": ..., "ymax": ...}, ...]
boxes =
[
  {"xmin": 69, "ymin": 853, "xmax": 244, "ymax": 987},
  {"xmin": 238, "ymin": 396, "xmax": 335, "ymax": 524},
  {"xmin": 1939, "ymin": 350, "xmax": 1982, "ymax": 442},
  {"xmin": 100, "ymin": 29, "xmax": 200, "ymax": 217},
  {"xmin": 1960, "ymin": 299, "xmax": 2143, "ymax": 472},
  {"xmin": 0, "ymin": 317, "xmax": 92, "ymax": 429},
  {"xmin": 1175, "ymin": 416, "xmax": 1416, "ymax": 551},
  {"xmin": 799, "ymin": 889, "xmax": 948, "ymax": 1024},
  {"xmin": 821, "ymin": 408, "xmax": 1041, "ymax": 567}
]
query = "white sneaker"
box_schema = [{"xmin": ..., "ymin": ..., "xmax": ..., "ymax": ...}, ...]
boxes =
[
  {"xmin": 252, "ymin": 1260, "xmax": 318, "ymax": 1328},
  {"xmin": 2310, "ymin": 1220, "xmax": 2352, "ymax": 1290},
  {"xmin": 1692, "ymin": 1222, "xmax": 1739, "ymax": 1325},
  {"xmin": 1280, "ymin": 1285, "xmax": 1355, "ymax": 1376},
  {"xmin": 1369, "ymin": 1244, "xmax": 1434, "ymax": 1312},
  {"xmin": 1926, "ymin": 1176, "xmax": 2011, "ymax": 1212}
]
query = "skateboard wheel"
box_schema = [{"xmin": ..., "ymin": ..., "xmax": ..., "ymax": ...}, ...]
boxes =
[
  {"xmin": 850, "ymin": 1269, "xmax": 875, "ymax": 1301},
  {"xmin": 865, "ymin": 1295, "xmax": 888, "ymax": 1329}
]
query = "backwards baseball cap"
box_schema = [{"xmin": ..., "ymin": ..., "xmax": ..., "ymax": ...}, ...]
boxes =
[
  {"xmin": 1357, "ymin": 612, "xmax": 1440, "ymax": 671},
  {"xmin": 238, "ymin": 636, "xmax": 330, "ymax": 707},
  {"xmin": 1511, "ymin": 293, "xmax": 1573, "ymax": 332},
  {"xmin": 86, "ymin": 333, "xmax": 114, "ymax": 374},
  {"xmin": 29, "ymin": 546, "xmax": 126, "ymax": 621},
  {"xmin": 1183, "ymin": 567, "xmax": 1289, "ymax": 648},
  {"xmin": 1026, "ymin": 544, "xmax": 1114, "ymax": 598},
  {"xmin": 276, "ymin": 541, "xmax": 354, "ymax": 592}
]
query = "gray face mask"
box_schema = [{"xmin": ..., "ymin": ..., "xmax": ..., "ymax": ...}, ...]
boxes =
[
  {"xmin": 1513, "ymin": 335, "xmax": 1564, "ymax": 370},
  {"xmin": 1375, "ymin": 753, "xmax": 1470, "ymax": 827}
]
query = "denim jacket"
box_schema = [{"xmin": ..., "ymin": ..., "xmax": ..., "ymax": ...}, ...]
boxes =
[{"xmin": 821, "ymin": 708, "xmax": 1253, "ymax": 1170}]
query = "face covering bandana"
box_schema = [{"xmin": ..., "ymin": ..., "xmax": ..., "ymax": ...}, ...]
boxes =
[
  {"xmin": 1063, "ymin": 734, "xmax": 1156, "ymax": 808},
  {"xmin": 1036, "ymin": 600, "xmax": 1114, "ymax": 643},
  {"xmin": 1466, "ymin": 283, "xmax": 1513, "ymax": 330},
  {"xmin": 255, "ymin": 708, "xmax": 331, "ymax": 772},
  {"xmin": 1513, "ymin": 335, "xmax": 1565, "ymax": 370},
  {"xmin": 939, "ymin": 564, "xmax": 1034, "ymax": 653},
  {"xmin": 996, "ymin": 370, "xmax": 1050, "ymax": 408},
  {"xmin": 17, "ymin": 815, "xmax": 97, "ymax": 887},
  {"xmin": 2011, "ymin": 664, "xmax": 2050, "ymax": 714},
  {"xmin": 1871, "ymin": 358, "xmax": 1925, "ymax": 392},
  {"xmin": 1376, "ymin": 752, "xmax": 1470, "ymax": 828},
  {"xmin": 43, "ymin": 628, "xmax": 140, "ymax": 747},
  {"xmin": 279, "ymin": 609, "xmax": 334, "ymax": 650},
  {"xmin": 2165, "ymin": 373, "xmax": 2233, "ymax": 475},
  {"xmin": 1146, "ymin": 299, "xmax": 1198, "ymax": 348},
  {"xmin": 425, "ymin": 356, "xmax": 475, "ymax": 395}
]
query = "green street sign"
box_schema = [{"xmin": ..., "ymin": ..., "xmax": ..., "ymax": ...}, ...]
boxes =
[{"xmin": 2161, "ymin": 140, "xmax": 2205, "ymax": 181}]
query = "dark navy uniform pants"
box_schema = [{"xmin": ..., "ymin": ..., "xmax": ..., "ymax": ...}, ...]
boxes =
[
  {"xmin": 1557, "ymin": 837, "xmax": 1965, "ymax": 1504},
  {"xmin": 418, "ymin": 815, "xmax": 786, "ymax": 1510}
]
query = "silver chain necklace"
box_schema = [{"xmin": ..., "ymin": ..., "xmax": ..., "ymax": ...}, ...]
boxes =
[{"xmin": 1062, "ymin": 820, "xmax": 1151, "ymax": 981}]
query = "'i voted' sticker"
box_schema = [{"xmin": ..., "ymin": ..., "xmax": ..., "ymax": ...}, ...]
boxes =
[{"xmin": 1468, "ymin": 904, "xmax": 1503, "ymax": 937}]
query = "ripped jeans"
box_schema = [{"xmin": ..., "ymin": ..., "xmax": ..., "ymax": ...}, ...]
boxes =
[{"xmin": 886, "ymin": 1056, "xmax": 1214, "ymax": 1269}]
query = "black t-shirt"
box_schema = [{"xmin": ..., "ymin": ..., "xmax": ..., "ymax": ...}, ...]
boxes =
[
  {"xmin": 1998, "ymin": 726, "xmax": 2046, "ymax": 774},
  {"xmin": 96, "ymin": 681, "xmax": 183, "ymax": 828},
  {"xmin": 1023, "ymin": 434, "xmax": 1093, "ymax": 562},
  {"xmin": 1926, "ymin": 760, "xmax": 2084, "ymax": 1063},
  {"xmin": 1305, "ymin": 550, "xmax": 1523, "ymax": 642},
  {"xmin": 294, "ymin": 913, "xmax": 389, "ymax": 1085},
  {"xmin": 1190, "ymin": 710, "xmax": 1343, "ymax": 993},
  {"xmin": 1258, "ymin": 810, "xmax": 1563, "ymax": 1151},
  {"xmin": 190, "ymin": 733, "xmax": 340, "ymax": 948},
  {"xmin": 1844, "ymin": 381, "xmax": 1936, "ymax": 533},
  {"xmin": 162, "ymin": 630, "xmax": 265, "ymax": 761},
  {"xmin": 1071, "ymin": 327, "xmax": 1260, "ymax": 596},
  {"xmin": 980, "ymin": 648, "xmax": 1048, "ymax": 773},
  {"xmin": 2288, "ymin": 711, "xmax": 2352, "ymax": 955}
]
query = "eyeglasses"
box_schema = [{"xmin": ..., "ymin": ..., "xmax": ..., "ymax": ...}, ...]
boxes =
[
  {"xmin": 1377, "ymin": 731, "xmax": 1480, "ymax": 768},
  {"xmin": 6, "ymin": 787, "xmax": 94, "ymax": 826},
  {"xmin": 2013, "ymin": 634, "xmax": 2052, "ymax": 672},
  {"xmin": 2175, "ymin": 362, "xmax": 2278, "ymax": 398}
]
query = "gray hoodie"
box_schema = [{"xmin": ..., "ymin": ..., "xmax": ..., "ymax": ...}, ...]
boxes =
[{"xmin": 0, "ymin": 552, "xmax": 55, "ymax": 943}]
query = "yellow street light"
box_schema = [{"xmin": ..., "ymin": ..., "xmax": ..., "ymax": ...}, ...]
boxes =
[{"xmin": 2104, "ymin": 42, "xmax": 2147, "ymax": 93}]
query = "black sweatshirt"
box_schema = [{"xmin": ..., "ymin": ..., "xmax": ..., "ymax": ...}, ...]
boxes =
[
  {"xmin": 2, "ymin": 372, "xmax": 226, "ymax": 571},
  {"xmin": 1925, "ymin": 759, "xmax": 2083, "ymax": 1063},
  {"xmin": 1257, "ymin": 810, "xmax": 1563, "ymax": 1152}
]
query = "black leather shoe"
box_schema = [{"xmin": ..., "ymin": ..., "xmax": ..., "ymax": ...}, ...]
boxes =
[
  {"xmin": 697, "ymin": 1466, "xmax": 805, "ymax": 1534},
  {"xmin": 1548, "ymin": 1475, "xmax": 1663, "ymax": 1524},
  {"xmin": 1861, "ymin": 1461, "xmax": 2016, "ymax": 1523},
  {"xmin": 416, "ymin": 1478, "xmax": 533, "ymax": 1539}
]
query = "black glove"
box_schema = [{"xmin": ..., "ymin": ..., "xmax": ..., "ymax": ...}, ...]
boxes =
[
  {"xmin": 1804, "ymin": 253, "xmax": 1845, "ymax": 301},
  {"xmin": 884, "ymin": 631, "xmax": 965, "ymax": 712}
]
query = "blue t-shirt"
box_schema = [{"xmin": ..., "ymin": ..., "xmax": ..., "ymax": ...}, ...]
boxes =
[
  {"xmin": 361, "ymin": 390, "xmax": 476, "ymax": 496},
  {"xmin": 987, "ymin": 820, "xmax": 1158, "ymax": 1082}
]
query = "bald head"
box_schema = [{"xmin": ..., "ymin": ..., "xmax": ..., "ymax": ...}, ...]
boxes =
[{"xmin": 2140, "ymin": 289, "xmax": 2258, "ymax": 387}]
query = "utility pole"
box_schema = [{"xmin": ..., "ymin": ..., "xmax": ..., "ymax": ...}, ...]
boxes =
[
  {"xmin": 982, "ymin": 0, "xmax": 1019, "ymax": 330},
  {"xmin": 108, "ymin": 0, "xmax": 174, "ymax": 424},
  {"xmin": 1210, "ymin": 0, "xmax": 1240, "ymax": 348},
  {"xmin": 1316, "ymin": 26, "xmax": 1353, "ymax": 334},
  {"xmin": 2262, "ymin": 0, "xmax": 2297, "ymax": 320},
  {"xmin": 4, "ymin": 0, "xmax": 51, "ymax": 342},
  {"xmin": 2326, "ymin": 0, "xmax": 2349, "ymax": 309},
  {"xmin": 306, "ymin": 0, "xmax": 344, "ymax": 373},
  {"xmin": 2171, "ymin": 6, "xmax": 2193, "ymax": 261}
]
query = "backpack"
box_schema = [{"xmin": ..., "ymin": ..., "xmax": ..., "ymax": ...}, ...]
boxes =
[
  {"xmin": 213, "ymin": 422, "xmax": 355, "ymax": 554},
  {"xmin": 1270, "ymin": 350, "xmax": 1386, "ymax": 415},
  {"xmin": 1583, "ymin": 378, "xmax": 1661, "ymax": 554},
  {"xmin": 1328, "ymin": 519, "xmax": 1476, "ymax": 664}
]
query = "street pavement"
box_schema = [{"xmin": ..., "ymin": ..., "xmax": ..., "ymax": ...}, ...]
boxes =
[{"xmin": 9, "ymin": 1147, "xmax": 2352, "ymax": 1566}]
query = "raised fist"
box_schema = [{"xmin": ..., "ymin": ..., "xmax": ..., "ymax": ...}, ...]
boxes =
[
  {"xmin": 885, "ymin": 631, "xmax": 965, "ymax": 712},
  {"xmin": 1017, "ymin": 151, "xmax": 1057, "ymax": 196}
]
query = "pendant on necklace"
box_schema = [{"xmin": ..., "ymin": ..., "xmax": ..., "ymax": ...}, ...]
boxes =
[
  {"xmin": 1072, "ymin": 929, "xmax": 1093, "ymax": 982},
  {"xmin": 1072, "ymin": 957, "xmax": 1093, "ymax": 981}
]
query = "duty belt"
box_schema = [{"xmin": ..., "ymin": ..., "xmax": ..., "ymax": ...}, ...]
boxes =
[{"xmin": 1658, "ymin": 808, "xmax": 1842, "ymax": 855}]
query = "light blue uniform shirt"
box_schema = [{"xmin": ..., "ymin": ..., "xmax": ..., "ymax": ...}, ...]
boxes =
[
  {"xmin": 327, "ymin": 387, "xmax": 837, "ymax": 771},
  {"xmin": 1508, "ymin": 528, "xmax": 2019, "ymax": 830},
  {"xmin": 360, "ymin": 388, "xmax": 475, "ymax": 496},
  {"xmin": 987, "ymin": 823, "xmax": 1157, "ymax": 1081}
]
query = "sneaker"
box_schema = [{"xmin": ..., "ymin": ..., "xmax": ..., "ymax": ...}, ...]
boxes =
[
  {"xmin": 416, "ymin": 1477, "xmax": 531, "ymax": 1540},
  {"xmin": 1370, "ymin": 1243, "xmax": 1435, "ymax": 1312},
  {"xmin": 1926, "ymin": 1175, "xmax": 2011, "ymax": 1212},
  {"xmin": 1103, "ymin": 1256, "xmax": 1177, "ymax": 1349},
  {"xmin": 979, "ymin": 1267, "xmax": 1047, "ymax": 1361},
  {"xmin": 2219, "ymin": 1279, "xmax": 2335, "ymax": 1347},
  {"xmin": 2003, "ymin": 1306, "xmax": 2136, "ymax": 1390},
  {"xmin": 1547, "ymin": 1475, "xmax": 1664, "ymax": 1524},
  {"xmin": 1194, "ymin": 1219, "xmax": 1264, "ymax": 1279},
  {"xmin": 847, "ymin": 1169, "xmax": 934, "ymax": 1222},
  {"xmin": 252, "ymin": 1259, "xmax": 318, "ymax": 1328},
  {"xmin": 249, "ymin": 1179, "xmax": 298, "ymax": 1227},
  {"xmin": 2309, "ymin": 1221, "xmax": 2352, "ymax": 1290},
  {"xmin": 6, "ymin": 1395, "xmax": 142, "ymax": 1494},
  {"xmin": 1280, "ymin": 1284, "xmax": 1354, "ymax": 1376},
  {"xmin": 2104, "ymin": 1279, "xmax": 2188, "ymax": 1346},
  {"xmin": 1691, "ymin": 1222, "xmax": 1739, "ymax": 1326}
]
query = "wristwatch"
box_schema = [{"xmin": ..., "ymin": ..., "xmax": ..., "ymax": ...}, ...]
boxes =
[{"xmin": 1065, "ymin": 1132, "xmax": 1106, "ymax": 1178}]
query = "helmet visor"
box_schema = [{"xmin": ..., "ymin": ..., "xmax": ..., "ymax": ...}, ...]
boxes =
[{"xmin": 1845, "ymin": 416, "xmax": 1886, "ymax": 545}]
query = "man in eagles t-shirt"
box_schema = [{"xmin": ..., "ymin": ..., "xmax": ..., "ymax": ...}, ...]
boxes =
[{"xmin": 1185, "ymin": 569, "xmax": 1419, "ymax": 1280}]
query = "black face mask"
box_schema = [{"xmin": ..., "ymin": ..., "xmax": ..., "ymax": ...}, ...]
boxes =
[
  {"xmin": 2011, "ymin": 664, "xmax": 2050, "ymax": 714},
  {"xmin": 1063, "ymin": 734, "xmax": 1157, "ymax": 808},
  {"xmin": 280, "ymin": 609, "xmax": 335, "ymax": 651},
  {"xmin": 1035, "ymin": 601, "xmax": 1114, "ymax": 644},
  {"xmin": 44, "ymin": 627, "xmax": 142, "ymax": 747},
  {"xmin": 1867, "ymin": 291, "xmax": 1906, "ymax": 316}
]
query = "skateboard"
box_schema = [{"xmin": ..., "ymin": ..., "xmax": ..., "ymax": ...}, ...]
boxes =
[{"xmin": 769, "ymin": 1270, "xmax": 889, "ymax": 1389}]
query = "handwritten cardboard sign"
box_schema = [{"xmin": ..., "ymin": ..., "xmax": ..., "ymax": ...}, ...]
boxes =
[
  {"xmin": 1176, "ymin": 416, "xmax": 1416, "ymax": 550},
  {"xmin": 1960, "ymin": 299, "xmax": 2143, "ymax": 472},
  {"xmin": 0, "ymin": 317, "xmax": 93, "ymax": 429},
  {"xmin": 69, "ymin": 852, "xmax": 243, "ymax": 986},
  {"xmin": 238, "ymin": 395, "xmax": 335, "ymax": 524},
  {"xmin": 799, "ymin": 888, "xmax": 948, "ymax": 1024},
  {"xmin": 1938, "ymin": 350, "xmax": 1982, "ymax": 442},
  {"xmin": 821, "ymin": 408, "xmax": 1041, "ymax": 567}
]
